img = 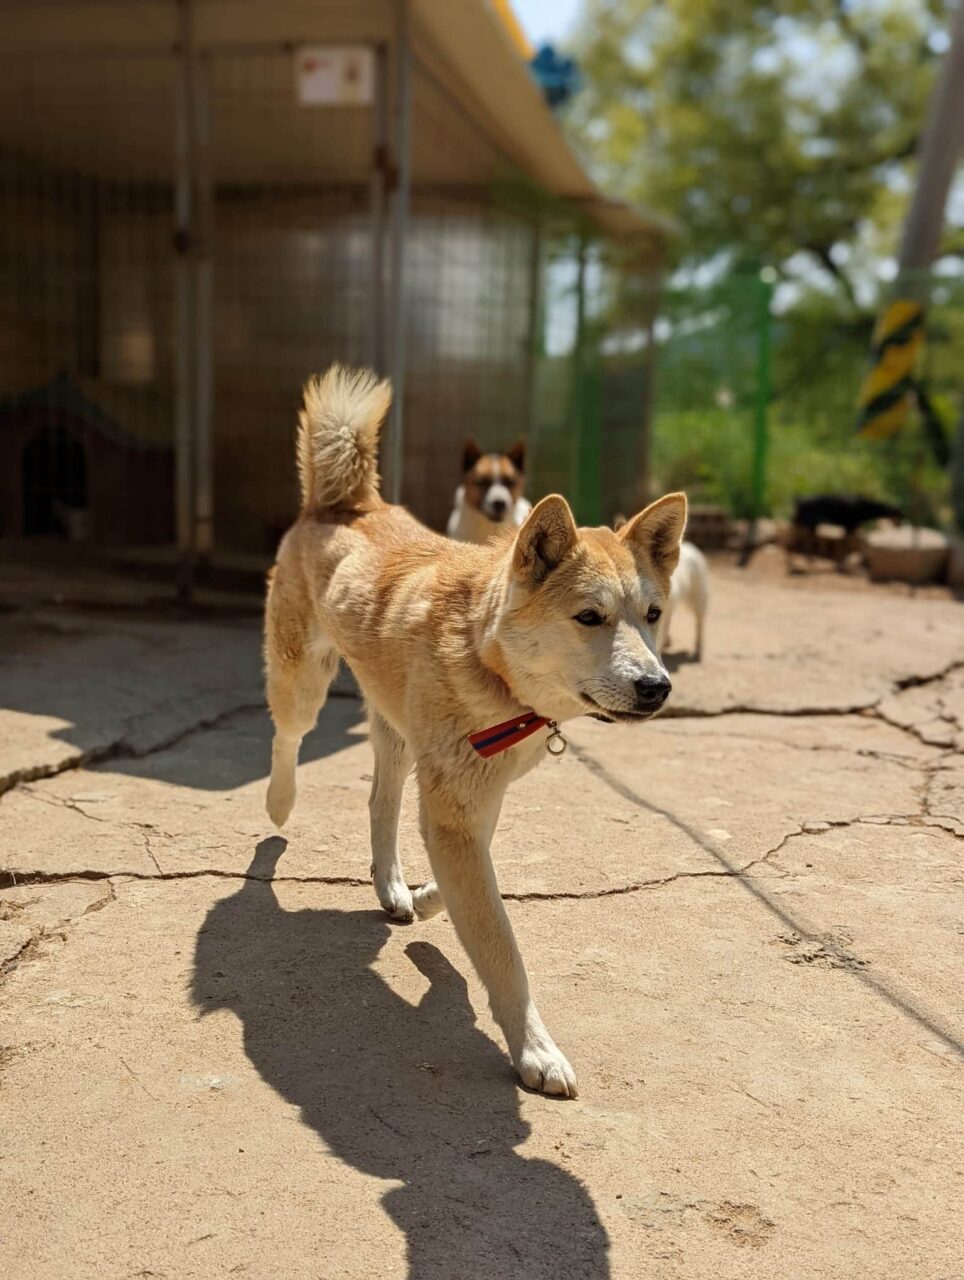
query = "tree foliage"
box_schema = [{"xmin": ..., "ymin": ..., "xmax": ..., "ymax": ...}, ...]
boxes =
[{"xmin": 568, "ymin": 0, "xmax": 956, "ymax": 299}]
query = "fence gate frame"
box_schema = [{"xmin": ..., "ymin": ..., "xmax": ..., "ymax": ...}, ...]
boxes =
[
  {"xmin": 0, "ymin": 0, "xmax": 411, "ymax": 592},
  {"xmin": 172, "ymin": 1, "xmax": 408, "ymax": 589}
]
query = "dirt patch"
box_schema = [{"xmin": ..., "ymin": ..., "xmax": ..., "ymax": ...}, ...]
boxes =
[
  {"xmin": 704, "ymin": 1201, "xmax": 776, "ymax": 1248},
  {"xmin": 0, "ymin": 918, "xmax": 31, "ymax": 969},
  {"xmin": 775, "ymin": 930, "xmax": 869, "ymax": 971}
]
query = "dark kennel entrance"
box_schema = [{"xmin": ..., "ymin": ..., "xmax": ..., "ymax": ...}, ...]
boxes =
[{"xmin": 21, "ymin": 426, "xmax": 88, "ymax": 537}]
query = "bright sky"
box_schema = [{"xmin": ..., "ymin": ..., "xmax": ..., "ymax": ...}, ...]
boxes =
[{"xmin": 511, "ymin": 0, "xmax": 582, "ymax": 46}]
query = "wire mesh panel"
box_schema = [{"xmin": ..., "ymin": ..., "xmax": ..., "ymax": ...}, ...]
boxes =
[
  {"xmin": 206, "ymin": 49, "xmax": 377, "ymax": 554},
  {"xmin": 400, "ymin": 60, "xmax": 539, "ymax": 530},
  {"xmin": 648, "ymin": 275, "xmax": 767, "ymax": 518},
  {"xmin": 643, "ymin": 269, "xmax": 964, "ymax": 526},
  {"xmin": 0, "ymin": 52, "xmax": 177, "ymax": 549},
  {"xmin": 404, "ymin": 54, "xmax": 667, "ymax": 531},
  {"xmin": 0, "ymin": 12, "xmax": 670, "ymax": 571},
  {"xmin": 530, "ymin": 236, "xmax": 661, "ymax": 525},
  {"xmin": 401, "ymin": 196, "xmax": 536, "ymax": 528}
]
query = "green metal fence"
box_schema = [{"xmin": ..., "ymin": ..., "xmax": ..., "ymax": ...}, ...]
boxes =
[
  {"xmin": 531, "ymin": 257, "xmax": 963, "ymax": 531},
  {"xmin": 529, "ymin": 235, "xmax": 660, "ymax": 526},
  {"xmin": 653, "ymin": 269, "xmax": 963, "ymax": 527}
]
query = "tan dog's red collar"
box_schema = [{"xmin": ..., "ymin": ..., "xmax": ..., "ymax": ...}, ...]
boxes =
[{"xmin": 468, "ymin": 712, "xmax": 567, "ymax": 758}]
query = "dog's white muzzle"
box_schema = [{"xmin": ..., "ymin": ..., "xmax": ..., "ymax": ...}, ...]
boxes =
[{"xmin": 482, "ymin": 483, "xmax": 513, "ymax": 523}]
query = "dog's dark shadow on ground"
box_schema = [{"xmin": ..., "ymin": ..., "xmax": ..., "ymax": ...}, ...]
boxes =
[{"xmin": 193, "ymin": 837, "xmax": 611, "ymax": 1279}]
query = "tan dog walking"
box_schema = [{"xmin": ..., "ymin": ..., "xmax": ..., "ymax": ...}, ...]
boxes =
[{"xmin": 265, "ymin": 365, "xmax": 685, "ymax": 1095}]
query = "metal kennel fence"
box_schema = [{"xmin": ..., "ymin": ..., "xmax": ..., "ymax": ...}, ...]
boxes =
[{"xmin": 0, "ymin": 0, "xmax": 668, "ymax": 589}]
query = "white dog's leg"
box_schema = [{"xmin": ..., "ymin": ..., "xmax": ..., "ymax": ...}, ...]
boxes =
[
  {"xmin": 693, "ymin": 603, "xmax": 705, "ymax": 661},
  {"xmin": 692, "ymin": 571, "xmax": 708, "ymax": 662},
  {"xmin": 368, "ymin": 712, "xmax": 415, "ymax": 922},
  {"xmin": 419, "ymin": 784, "xmax": 577, "ymax": 1097}
]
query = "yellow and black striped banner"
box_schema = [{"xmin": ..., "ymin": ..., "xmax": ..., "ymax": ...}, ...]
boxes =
[{"xmin": 857, "ymin": 299, "xmax": 925, "ymax": 438}]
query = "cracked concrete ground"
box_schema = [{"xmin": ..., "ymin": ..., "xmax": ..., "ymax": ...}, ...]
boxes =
[{"xmin": 1, "ymin": 562, "xmax": 962, "ymax": 1279}]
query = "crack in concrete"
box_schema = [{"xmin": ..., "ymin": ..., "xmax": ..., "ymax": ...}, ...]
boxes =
[
  {"xmin": 6, "ymin": 661, "xmax": 959, "ymax": 806},
  {"xmin": 891, "ymin": 659, "xmax": 964, "ymax": 692},
  {"xmin": 566, "ymin": 745, "xmax": 964, "ymax": 1061},
  {"xmin": 873, "ymin": 706, "xmax": 959, "ymax": 749},
  {"xmin": 140, "ymin": 830, "xmax": 164, "ymax": 876},
  {"xmin": 0, "ymin": 848, "xmax": 789, "ymax": 904},
  {"xmin": 0, "ymin": 700, "xmax": 268, "ymax": 800},
  {"xmin": 15, "ymin": 786, "xmax": 216, "ymax": 852},
  {"xmin": 659, "ymin": 726, "xmax": 935, "ymax": 771},
  {"xmin": 0, "ymin": 929, "xmax": 37, "ymax": 974},
  {"xmin": 2, "ymin": 661, "xmax": 961, "ymax": 914},
  {"xmin": 0, "ymin": 878, "xmax": 114, "ymax": 975},
  {"xmin": 0, "ymin": 867, "xmax": 373, "ymax": 891},
  {"xmin": 510, "ymin": 803, "xmax": 954, "ymax": 961},
  {"xmin": 661, "ymin": 702, "xmax": 874, "ymax": 721},
  {"xmin": 18, "ymin": 786, "xmax": 115, "ymax": 824},
  {"xmin": 749, "ymin": 812, "xmax": 964, "ymax": 866},
  {"xmin": 658, "ymin": 660, "xmax": 964, "ymax": 754},
  {"xmin": 1, "ymin": 685, "xmax": 371, "ymax": 804}
]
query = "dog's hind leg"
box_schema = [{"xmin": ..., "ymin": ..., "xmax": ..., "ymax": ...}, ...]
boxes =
[
  {"xmin": 368, "ymin": 710, "xmax": 415, "ymax": 922},
  {"xmin": 265, "ymin": 598, "xmax": 338, "ymax": 827}
]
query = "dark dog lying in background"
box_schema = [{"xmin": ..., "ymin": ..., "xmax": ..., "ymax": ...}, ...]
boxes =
[
  {"xmin": 784, "ymin": 494, "xmax": 902, "ymax": 569},
  {"xmin": 792, "ymin": 494, "xmax": 902, "ymax": 534}
]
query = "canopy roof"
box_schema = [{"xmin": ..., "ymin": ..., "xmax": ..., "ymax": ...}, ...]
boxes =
[{"xmin": 0, "ymin": 0, "xmax": 670, "ymax": 248}]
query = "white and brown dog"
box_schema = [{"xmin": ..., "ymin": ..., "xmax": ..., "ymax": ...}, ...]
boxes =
[
  {"xmin": 265, "ymin": 366, "xmax": 685, "ymax": 1096},
  {"xmin": 447, "ymin": 439, "xmax": 531, "ymax": 543}
]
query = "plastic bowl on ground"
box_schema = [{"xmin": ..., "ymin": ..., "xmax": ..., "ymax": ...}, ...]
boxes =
[{"xmin": 861, "ymin": 526, "xmax": 949, "ymax": 585}]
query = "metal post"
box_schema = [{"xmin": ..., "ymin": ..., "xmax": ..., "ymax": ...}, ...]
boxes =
[
  {"xmin": 523, "ymin": 217, "xmax": 544, "ymax": 442},
  {"xmin": 370, "ymin": 42, "xmax": 389, "ymax": 373},
  {"xmin": 193, "ymin": 51, "xmax": 214, "ymax": 560},
  {"xmin": 896, "ymin": 0, "xmax": 964, "ymax": 532},
  {"xmin": 386, "ymin": 1, "xmax": 412, "ymax": 504},
  {"xmin": 568, "ymin": 234, "xmax": 587, "ymax": 512},
  {"xmin": 635, "ymin": 273, "xmax": 662, "ymax": 511},
  {"xmin": 751, "ymin": 268, "xmax": 774, "ymax": 521},
  {"xmin": 174, "ymin": 0, "xmax": 197, "ymax": 597},
  {"xmin": 897, "ymin": 0, "xmax": 964, "ymax": 285},
  {"xmin": 582, "ymin": 354, "xmax": 602, "ymax": 526},
  {"xmin": 570, "ymin": 233, "xmax": 600, "ymax": 523}
]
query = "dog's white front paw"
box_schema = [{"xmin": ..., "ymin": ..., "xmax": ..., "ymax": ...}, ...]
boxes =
[
  {"xmin": 266, "ymin": 777, "xmax": 295, "ymax": 828},
  {"xmin": 516, "ymin": 1038, "xmax": 578, "ymax": 1098},
  {"xmin": 373, "ymin": 869, "xmax": 415, "ymax": 923}
]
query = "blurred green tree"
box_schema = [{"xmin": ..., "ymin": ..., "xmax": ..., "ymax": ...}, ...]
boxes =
[{"xmin": 568, "ymin": 0, "xmax": 960, "ymax": 300}]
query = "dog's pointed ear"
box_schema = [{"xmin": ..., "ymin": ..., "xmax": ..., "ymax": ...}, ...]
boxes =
[
  {"xmin": 462, "ymin": 438, "xmax": 482, "ymax": 472},
  {"xmin": 618, "ymin": 492, "xmax": 687, "ymax": 573},
  {"xmin": 506, "ymin": 440, "xmax": 526, "ymax": 472},
  {"xmin": 512, "ymin": 495, "xmax": 578, "ymax": 583}
]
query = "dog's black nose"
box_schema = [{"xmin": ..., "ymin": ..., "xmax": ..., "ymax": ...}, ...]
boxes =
[
  {"xmin": 634, "ymin": 674, "xmax": 671, "ymax": 709},
  {"xmin": 489, "ymin": 498, "xmax": 508, "ymax": 517}
]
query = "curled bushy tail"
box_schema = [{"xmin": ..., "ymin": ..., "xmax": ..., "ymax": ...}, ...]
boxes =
[{"xmin": 296, "ymin": 364, "xmax": 392, "ymax": 511}]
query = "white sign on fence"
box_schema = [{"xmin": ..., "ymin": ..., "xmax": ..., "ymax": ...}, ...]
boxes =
[{"xmin": 295, "ymin": 46, "xmax": 374, "ymax": 107}]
